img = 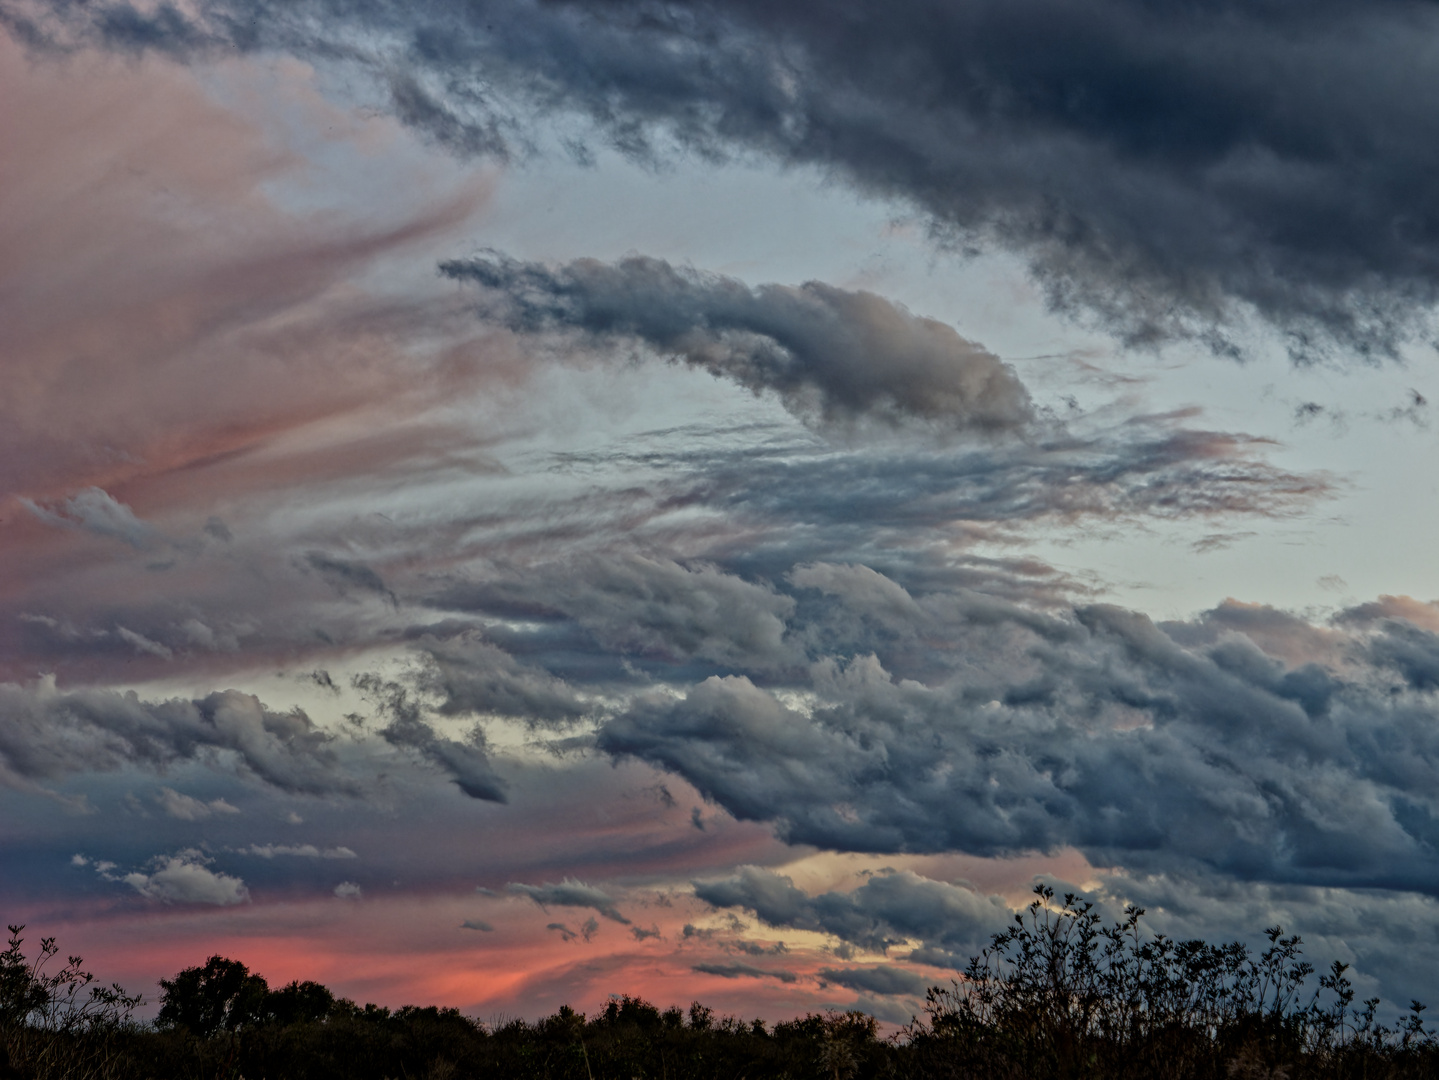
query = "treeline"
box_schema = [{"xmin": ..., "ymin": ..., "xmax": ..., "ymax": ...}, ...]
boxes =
[{"xmin": 3, "ymin": 887, "xmax": 1438, "ymax": 1079}]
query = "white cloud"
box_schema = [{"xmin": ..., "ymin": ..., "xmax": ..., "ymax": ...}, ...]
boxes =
[{"xmin": 120, "ymin": 850, "xmax": 249, "ymax": 906}]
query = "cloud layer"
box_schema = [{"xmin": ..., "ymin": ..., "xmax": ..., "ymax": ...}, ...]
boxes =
[
  {"xmin": 602, "ymin": 595, "xmax": 1439, "ymax": 894},
  {"xmin": 16, "ymin": 0, "xmax": 1439, "ymax": 355}
]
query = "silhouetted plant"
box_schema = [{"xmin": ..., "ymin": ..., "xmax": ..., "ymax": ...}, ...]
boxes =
[
  {"xmin": 0, "ymin": 924, "xmax": 141, "ymax": 1080},
  {"xmin": 908, "ymin": 884, "xmax": 1437, "ymax": 1080}
]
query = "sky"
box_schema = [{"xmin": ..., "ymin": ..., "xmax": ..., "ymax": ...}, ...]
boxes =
[{"xmin": 4, "ymin": 0, "xmax": 1439, "ymax": 1028}]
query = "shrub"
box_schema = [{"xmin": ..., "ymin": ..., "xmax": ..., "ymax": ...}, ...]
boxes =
[
  {"xmin": 0, "ymin": 925, "xmax": 141, "ymax": 1080},
  {"xmin": 908, "ymin": 884, "xmax": 1438, "ymax": 1080}
]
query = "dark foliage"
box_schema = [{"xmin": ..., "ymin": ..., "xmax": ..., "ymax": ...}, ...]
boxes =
[
  {"xmin": 0, "ymin": 925, "xmax": 142, "ymax": 1080},
  {"xmin": 906, "ymin": 886, "xmax": 1439, "ymax": 1080},
  {"xmin": 4, "ymin": 889, "xmax": 1438, "ymax": 1079}
]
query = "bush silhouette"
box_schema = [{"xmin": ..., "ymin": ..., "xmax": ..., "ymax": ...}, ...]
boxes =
[{"xmin": 907, "ymin": 884, "xmax": 1437, "ymax": 1079}]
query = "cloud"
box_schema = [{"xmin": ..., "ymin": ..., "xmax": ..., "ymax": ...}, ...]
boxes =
[
  {"xmin": 333, "ymin": 881, "xmax": 362, "ymax": 899},
  {"xmin": 156, "ymin": 787, "xmax": 240, "ymax": 820},
  {"xmin": 599, "ymin": 595, "xmax": 1439, "ymax": 896},
  {"xmin": 119, "ymin": 850, "xmax": 249, "ymax": 906},
  {"xmin": 115, "ymin": 627, "xmax": 173, "ymax": 660},
  {"xmin": 490, "ymin": 553, "xmax": 797, "ymax": 671},
  {"xmin": 546, "ymin": 916, "xmax": 601, "ymax": 943},
  {"xmin": 25, "ymin": 0, "xmax": 1439, "ymax": 356},
  {"xmin": 418, "ymin": 634, "xmax": 587, "ymax": 724},
  {"xmin": 409, "ymin": 420, "xmax": 1323, "ymax": 635},
  {"xmin": 22, "ymin": 488, "xmax": 158, "ymax": 549},
  {"xmin": 238, "ymin": 844, "xmax": 357, "ymax": 859},
  {"xmin": 0, "ymin": 26, "xmax": 491, "ymax": 513},
  {"xmin": 817, "ymin": 965, "xmax": 931, "ymax": 997},
  {"xmin": 694, "ymin": 866, "xmax": 1011, "ymax": 958},
  {"xmin": 303, "ymin": 552, "xmax": 398, "ymax": 607},
  {"xmin": 508, "ymin": 878, "xmax": 630, "ymax": 924},
  {"xmin": 0, "ymin": 678, "xmax": 357, "ymax": 795},
  {"xmin": 355, "ymin": 675, "xmax": 508, "ymax": 802},
  {"xmin": 417, "ymin": 405, "xmax": 1330, "ymax": 690},
  {"xmin": 0, "ymin": 20, "xmax": 1329, "ymax": 702},
  {"xmin": 460, "ymin": 919, "xmax": 494, "ymax": 932},
  {"xmin": 691, "ymin": 962, "xmax": 798, "ymax": 984},
  {"xmin": 443, "ymin": 253, "xmax": 1033, "ymax": 432}
]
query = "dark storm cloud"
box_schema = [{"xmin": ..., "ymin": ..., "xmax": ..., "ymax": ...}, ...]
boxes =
[
  {"xmin": 15, "ymin": 0, "xmax": 1439, "ymax": 356},
  {"xmin": 600, "ymin": 598, "xmax": 1439, "ymax": 895},
  {"xmin": 0, "ymin": 679, "xmax": 357, "ymax": 795},
  {"xmin": 441, "ymin": 253, "xmax": 1033, "ymax": 432},
  {"xmin": 694, "ymin": 866, "xmax": 1011, "ymax": 957}
]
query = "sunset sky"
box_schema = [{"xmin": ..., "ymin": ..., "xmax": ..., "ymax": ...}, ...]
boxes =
[{"xmin": 6, "ymin": 0, "xmax": 1439, "ymax": 1026}]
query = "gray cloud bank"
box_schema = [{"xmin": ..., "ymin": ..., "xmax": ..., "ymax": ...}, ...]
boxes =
[
  {"xmin": 13, "ymin": 0, "xmax": 1439, "ymax": 356},
  {"xmin": 599, "ymin": 595, "xmax": 1439, "ymax": 895},
  {"xmin": 442, "ymin": 253, "xmax": 1033, "ymax": 432},
  {"xmin": 0, "ymin": 679, "xmax": 356, "ymax": 795}
]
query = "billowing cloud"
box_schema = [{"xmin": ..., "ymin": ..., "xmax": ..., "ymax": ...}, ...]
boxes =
[
  {"xmin": 418, "ymin": 635, "xmax": 588, "ymax": 724},
  {"xmin": 19, "ymin": 0, "xmax": 1439, "ymax": 356},
  {"xmin": 443, "ymin": 253, "xmax": 1033, "ymax": 432},
  {"xmin": 0, "ymin": 678, "xmax": 356, "ymax": 795},
  {"xmin": 119, "ymin": 850, "xmax": 250, "ymax": 906},
  {"xmin": 600, "ymin": 597, "xmax": 1439, "ymax": 895}
]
